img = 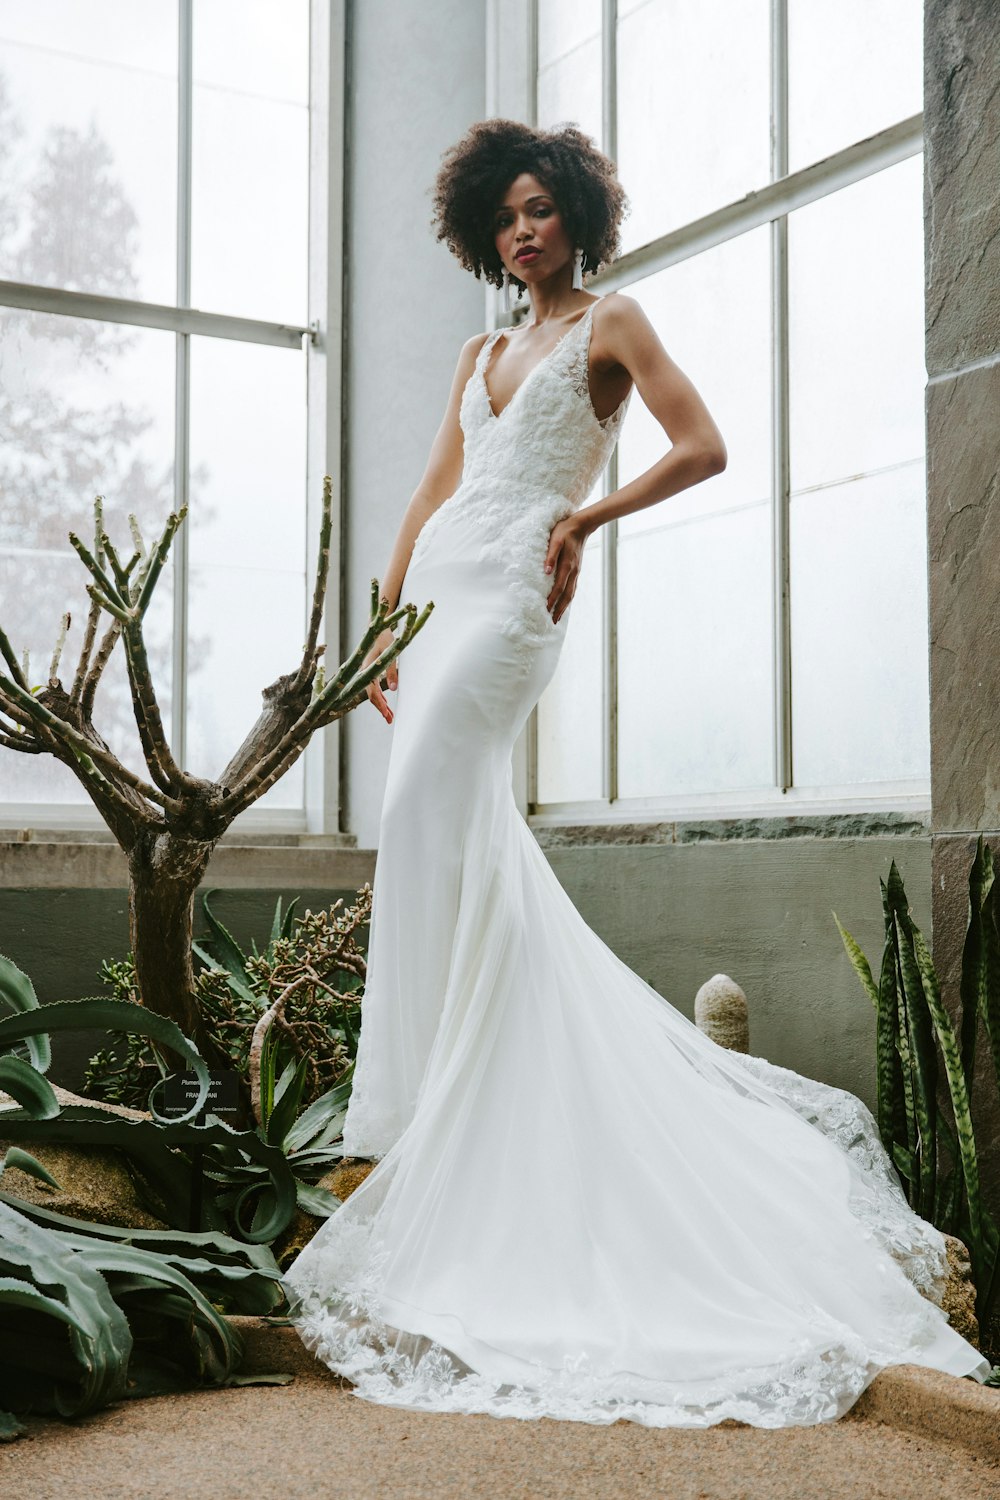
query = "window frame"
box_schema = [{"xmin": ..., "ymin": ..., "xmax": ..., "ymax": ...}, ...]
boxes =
[
  {"xmin": 519, "ymin": 0, "xmax": 929, "ymax": 829},
  {"xmin": 0, "ymin": 0, "xmax": 346, "ymax": 838}
]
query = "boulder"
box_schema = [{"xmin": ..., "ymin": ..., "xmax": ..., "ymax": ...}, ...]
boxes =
[
  {"xmin": 0, "ymin": 1084, "xmax": 168, "ymax": 1231},
  {"xmin": 940, "ymin": 1232, "xmax": 982, "ymax": 1349}
]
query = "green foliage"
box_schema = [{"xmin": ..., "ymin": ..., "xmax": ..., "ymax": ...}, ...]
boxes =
[
  {"xmin": 83, "ymin": 887, "xmax": 370, "ymax": 1115},
  {"xmin": 0, "ymin": 938, "xmax": 352, "ymax": 1253},
  {"xmin": 835, "ymin": 837, "xmax": 1000, "ymax": 1360},
  {"xmin": 0, "ymin": 1144, "xmax": 289, "ymax": 1431},
  {"xmin": 208, "ymin": 1062, "xmax": 352, "ymax": 1246}
]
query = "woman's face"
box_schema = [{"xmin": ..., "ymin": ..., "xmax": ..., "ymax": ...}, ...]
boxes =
[{"xmin": 493, "ymin": 172, "xmax": 573, "ymax": 285}]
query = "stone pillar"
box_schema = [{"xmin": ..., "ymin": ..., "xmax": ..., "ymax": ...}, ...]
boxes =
[{"xmin": 925, "ymin": 2, "xmax": 1000, "ymax": 1217}]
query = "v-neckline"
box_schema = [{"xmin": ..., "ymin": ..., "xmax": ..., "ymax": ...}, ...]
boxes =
[{"xmin": 481, "ymin": 302, "xmax": 596, "ymax": 422}]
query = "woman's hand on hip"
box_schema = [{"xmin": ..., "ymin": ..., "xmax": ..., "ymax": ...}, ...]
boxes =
[
  {"xmin": 544, "ymin": 514, "xmax": 588, "ymax": 624},
  {"xmin": 364, "ymin": 628, "xmax": 398, "ymax": 724}
]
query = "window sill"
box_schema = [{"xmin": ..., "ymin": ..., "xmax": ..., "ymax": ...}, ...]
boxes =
[{"xmin": 0, "ymin": 829, "xmax": 377, "ymax": 891}]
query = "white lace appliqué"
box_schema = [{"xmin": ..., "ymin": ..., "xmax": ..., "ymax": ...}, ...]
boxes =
[{"xmin": 407, "ymin": 305, "xmax": 631, "ymax": 674}]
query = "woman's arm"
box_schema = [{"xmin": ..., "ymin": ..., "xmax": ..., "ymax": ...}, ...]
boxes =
[
  {"xmin": 544, "ymin": 293, "xmax": 728, "ymax": 624},
  {"xmin": 364, "ymin": 332, "xmax": 486, "ymax": 723}
]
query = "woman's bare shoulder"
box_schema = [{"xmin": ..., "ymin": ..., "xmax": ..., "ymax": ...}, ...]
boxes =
[{"xmin": 593, "ymin": 290, "xmax": 645, "ymax": 331}]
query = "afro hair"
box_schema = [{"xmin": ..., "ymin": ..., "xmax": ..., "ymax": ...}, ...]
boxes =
[{"xmin": 430, "ymin": 118, "xmax": 629, "ymax": 295}]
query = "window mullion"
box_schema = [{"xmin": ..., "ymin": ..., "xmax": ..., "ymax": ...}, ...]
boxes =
[
  {"xmin": 771, "ymin": 0, "xmax": 792, "ymax": 793},
  {"xmin": 601, "ymin": 0, "xmax": 618, "ymax": 804},
  {"xmin": 173, "ymin": 0, "xmax": 193, "ymax": 773}
]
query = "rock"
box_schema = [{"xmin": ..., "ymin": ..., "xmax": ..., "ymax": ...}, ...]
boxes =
[
  {"xmin": 0, "ymin": 1143, "xmax": 169, "ymax": 1232},
  {"xmin": 325, "ymin": 1158, "xmax": 377, "ymax": 1202},
  {"xmin": 940, "ymin": 1233, "xmax": 981, "ymax": 1348},
  {"xmin": 694, "ymin": 974, "xmax": 750, "ymax": 1052},
  {"xmin": 0, "ymin": 1084, "xmax": 168, "ymax": 1230}
]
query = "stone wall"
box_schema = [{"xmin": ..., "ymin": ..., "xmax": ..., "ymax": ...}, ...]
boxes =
[
  {"xmin": 0, "ymin": 828, "xmax": 931, "ymax": 1120},
  {"xmin": 925, "ymin": 1, "xmax": 1000, "ymax": 1210}
]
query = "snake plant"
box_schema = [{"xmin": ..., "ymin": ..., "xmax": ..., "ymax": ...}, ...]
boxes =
[{"xmin": 835, "ymin": 836, "xmax": 1000, "ymax": 1352}]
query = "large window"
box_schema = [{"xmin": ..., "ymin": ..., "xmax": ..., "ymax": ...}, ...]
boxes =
[
  {"xmin": 0, "ymin": 0, "xmax": 314, "ymax": 825},
  {"xmin": 532, "ymin": 0, "xmax": 926, "ymax": 819}
]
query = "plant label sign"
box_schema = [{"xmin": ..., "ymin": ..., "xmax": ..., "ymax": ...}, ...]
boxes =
[{"xmin": 161, "ymin": 1068, "xmax": 241, "ymax": 1118}]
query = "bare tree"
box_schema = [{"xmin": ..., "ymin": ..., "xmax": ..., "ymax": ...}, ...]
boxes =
[{"xmin": 0, "ymin": 482, "xmax": 431, "ymax": 1080}]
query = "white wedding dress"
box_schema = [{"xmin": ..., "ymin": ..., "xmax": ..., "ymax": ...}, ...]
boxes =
[{"xmin": 283, "ymin": 296, "xmax": 992, "ymax": 1427}]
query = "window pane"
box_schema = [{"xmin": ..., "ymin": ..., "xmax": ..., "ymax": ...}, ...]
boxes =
[
  {"xmin": 789, "ymin": 0, "xmax": 922, "ymax": 174},
  {"xmin": 616, "ymin": 0, "xmax": 770, "ymax": 254},
  {"xmin": 536, "ymin": 530, "xmax": 604, "ymax": 804},
  {"xmin": 618, "ymin": 504, "xmax": 773, "ymax": 796},
  {"xmin": 788, "ymin": 156, "xmax": 927, "ymax": 786},
  {"xmin": 788, "ymin": 157, "xmax": 924, "ymax": 492},
  {"xmin": 0, "ymin": 0, "xmax": 177, "ymax": 303},
  {"xmin": 614, "ymin": 227, "xmax": 773, "ymax": 798},
  {"xmin": 0, "ymin": 309, "xmax": 175, "ymax": 805},
  {"xmin": 618, "ymin": 228, "xmax": 771, "ymax": 537},
  {"xmin": 790, "ymin": 467, "xmax": 929, "ymax": 785},
  {"xmin": 191, "ymin": 0, "xmax": 309, "ymax": 323},
  {"xmin": 187, "ymin": 336, "xmax": 307, "ymax": 809},
  {"xmin": 537, "ymin": 0, "xmax": 603, "ymax": 145}
]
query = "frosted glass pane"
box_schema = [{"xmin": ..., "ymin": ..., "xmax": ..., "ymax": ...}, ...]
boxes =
[
  {"xmin": 537, "ymin": 34, "xmax": 603, "ymax": 147},
  {"xmin": 618, "ymin": 226, "xmax": 771, "ymax": 537},
  {"xmin": 538, "ymin": 0, "xmax": 602, "ymax": 69},
  {"xmin": 191, "ymin": 0, "xmax": 309, "ymax": 323},
  {"xmin": 788, "ymin": 157, "xmax": 924, "ymax": 493},
  {"xmin": 790, "ymin": 466, "xmax": 929, "ymax": 786},
  {"xmin": 0, "ymin": 308, "xmax": 175, "ymax": 806},
  {"xmin": 617, "ymin": 504, "xmax": 773, "ymax": 797},
  {"xmin": 536, "ymin": 532, "xmax": 604, "ymax": 804},
  {"xmin": 789, "ymin": 0, "xmax": 922, "ymax": 173},
  {"xmin": 0, "ymin": 0, "xmax": 177, "ymax": 303},
  {"xmin": 187, "ymin": 337, "xmax": 307, "ymax": 806},
  {"xmin": 617, "ymin": 0, "xmax": 769, "ymax": 254}
]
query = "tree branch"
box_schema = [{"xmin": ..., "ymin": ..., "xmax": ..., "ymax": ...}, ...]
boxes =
[
  {"xmin": 0, "ymin": 670, "xmax": 174, "ymax": 818},
  {"xmin": 291, "ymin": 475, "xmax": 333, "ymax": 694},
  {"xmin": 249, "ymin": 972, "xmax": 314, "ymax": 1127},
  {"xmin": 0, "ymin": 624, "xmax": 29, "ymax": 693},
  {"xmin": 224, "ymin": 592, "xmax": 433, "ymax": 817},
  {"xmin": 73, "ymin": 508, "xmax": 192, "ymax": 794},
  {"xmin": 0, "ymin": 727, "xmax": 42, "ymax": 754},
  {"xmin": 80, "ymin": 617, "xmax": 122, "ymax": 715}
]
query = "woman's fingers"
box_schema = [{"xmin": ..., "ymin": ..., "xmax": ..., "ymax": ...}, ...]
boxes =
[
  {"xmin": 547, "ymin": 559, "xmax": 576, "ymax": 615},
  {"xmin": 366, "ymin": 677, "xmax": 393, "ymax": 724},
  {"xmin": 549, "ymin": 570, "xmax": 577, "ymax": 623},
  {"xmin": 552, "ymin": 585, "xmax": 573, "ymax": 624}
]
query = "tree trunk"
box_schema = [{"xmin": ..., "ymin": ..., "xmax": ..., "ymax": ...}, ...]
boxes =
[
  {"xmin": 127, "ymin": 830, "xmax": 255, "ymax": 1128},
  {"xmin": 128, "ymin": 832, "xmax": 208, "ymax": 1039}
]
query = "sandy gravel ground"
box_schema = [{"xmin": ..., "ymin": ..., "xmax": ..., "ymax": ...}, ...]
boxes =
[{"xmin": 3, "ymin": 1332, "xmax": 1000, "ymax": 1500}]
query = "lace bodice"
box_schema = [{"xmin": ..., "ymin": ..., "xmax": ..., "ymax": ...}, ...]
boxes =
[
  {"xmin": 408, "ymin": 298, "xmax": 632, "ymax": 666},
  {"xmin": 460, "ymin": 299, "xmax": 631, "ymax": 502}
]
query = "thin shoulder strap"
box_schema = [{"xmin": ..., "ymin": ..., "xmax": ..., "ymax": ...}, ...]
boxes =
[
  {"xmin": 561, "ymin": 302, "xmax": 597, "ymax": 393},
  {"xmin": 475, "ymin": 326, "xmax": 506, "ymax": 370}
]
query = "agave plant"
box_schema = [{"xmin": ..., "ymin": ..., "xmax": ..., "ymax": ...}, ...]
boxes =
[
  {"xmin": 0, "ymin": 952, "xmax": 299, "ymax": 1243},
  {"xmin": 0, "ymin": 1143, "xmax": 291, "ymax": 1436},
  {"xmin": 835, "ymin": 837, "xmax": 1000, "ymax": 1351}
]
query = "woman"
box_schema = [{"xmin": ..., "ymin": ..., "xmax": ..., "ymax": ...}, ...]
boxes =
[{"xmin": 283, "ymin": 119, "xmax": 991, "ymax": 1428}]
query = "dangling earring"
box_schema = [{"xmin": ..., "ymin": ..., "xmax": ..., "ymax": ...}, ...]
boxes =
[
  {"xmin": 572, "ymin": 247, "xmax": 584, "ymax": 290},
  {"xmin": 502, "ymin": 266, "xmax": 512, "ymax": 314}
]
